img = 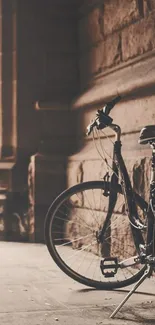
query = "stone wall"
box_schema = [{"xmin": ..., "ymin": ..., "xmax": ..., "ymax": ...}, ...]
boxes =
[
  {"xmin": 60, "ymin": 0, "xmax": 155, "ymax": 257},
  {"xmin": 77, "ymin": 0, "xmax": 155, "ymax": 90},
  {"xmin": 17, "ymin": 0, "xmax": 78, "ymax": 157},
  {"xmin": 68, "ymin": 0, "xmax": 155, "ymax": 202},
  {"xmin": 0, "ymin": 0, "xmax": 79, "ymax": 242},
  {"xmin": 1, "ymin": 0, "xmax": 155, "ymax": 243},
  {"xmin": 24, "ymin": 1, "xmax": 79, "ymax": 242},
  {"xmin": 0, "ymin": 0, "xmax": 17, "ymax": 158},
  {"xmin": 65, "ymin": 0, "xmax": 155, "ymax": 255}
]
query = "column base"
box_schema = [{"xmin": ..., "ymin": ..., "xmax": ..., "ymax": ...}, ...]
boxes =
[{"xmin": 28, "ymin": 153, "xmax": 67, "ymax": 243}]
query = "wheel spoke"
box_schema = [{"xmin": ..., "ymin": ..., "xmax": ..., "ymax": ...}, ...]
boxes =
[
  {"xmin": 54, "ymin": 233, "xmax": 94, "ymax": 247},
  {"xmin": 65, "ymin": 239, "xmax": 98, "ymax": 263},
  {"xmin": 46, "ymin": 181, "xmax": 147, "ymax": 289}
]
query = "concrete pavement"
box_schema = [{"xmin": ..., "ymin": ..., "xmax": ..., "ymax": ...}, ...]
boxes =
[{"xmin": 0, "ymin": 241, "xmax": 155, "ymax": 325}]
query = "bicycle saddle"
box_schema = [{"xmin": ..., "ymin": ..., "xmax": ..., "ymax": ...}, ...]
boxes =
[{"xmin": 139, "ymin": 125, "xmax": 155, "ymax": 144}]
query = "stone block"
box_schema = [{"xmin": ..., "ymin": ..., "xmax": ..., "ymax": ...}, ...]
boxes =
[
  {"xmin": 82, "ymin": 160, "xmax": 105, "ymax": 182},
  {"xmin": 111, "ymin": 213, "xmax": 136, "ymax": 258},
  {"xmin": 34, "ymin": 155, "xmax": 66, "ymax": 206},
  {"xmin": 67, "ymin": 161, "xmax": 83, "ymax": 188},
  {"xmin": 79, "ymin": 31, "xmax": 121, "ymax": 87},
  {"xmin": 79, "ymin": 43, "xmax": 104, "ymax": 87},
  {"xmin": 28, "ymin": 154, "xmax": 67, "ymax": 242},
  {"xmin": 65, "ymin": 207, "xmax": 107, "ymax": 254},
  {"xmin": 102, "ymin": 33, "xmax": 121, "ymax": 68},
  {"xmin": 132, "ymin": 157, "xmax": 151, "ymax": 202},
  {"xmin": 122, "ymin": 13, "xmax": 155, "ymax": 61},
  {"xmin": 103, "ymin": 0, "xmax": 139, "ymax": 35},
  {"xmin": 88, "ymin": 44, "xmax": 104, "ymax": 75},
  {"xmin": 78, "ymin": 6, "xmax": 104, "ymax": 51}
]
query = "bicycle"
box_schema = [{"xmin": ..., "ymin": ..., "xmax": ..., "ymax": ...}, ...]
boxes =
[{"xmin": 44, "ymin": 96, "xmax": 155, "ymax": 316}]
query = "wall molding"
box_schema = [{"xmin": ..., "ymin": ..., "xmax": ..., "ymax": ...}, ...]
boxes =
[
  {"xmin": 72, "ymin": 49, "xmax": 155, "ymax": 110},
  {"xmin": 35, "ymin": 101, "xmax": 70, "ymax": 111}
]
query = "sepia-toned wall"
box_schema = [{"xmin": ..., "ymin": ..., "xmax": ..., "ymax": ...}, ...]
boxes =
[
  {"xmin": 68, "ymin": 0, "xmax": 155, "ymax": 205},
  {"xmin": 0, "ymin": 0, "xmax": 79, "ymax": 242},
  {"xmin": 0, "ymin": 0, "xmax": 155, "ymax": 242}
]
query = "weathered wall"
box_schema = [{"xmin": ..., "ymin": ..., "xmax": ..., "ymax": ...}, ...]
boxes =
[
  {"xmin": 21, "ymin": 1, "xmax": 79, "ymax": 242},
  {"xmin": 0, "ymin": 0, "xmax": 79, "ymax": 242},
  {"xmin": 77, "ymin": 0, "xmax": 155, "ymax": 90},
  {"xmin": 65, "ymin": 0, "xmax": 155, "ymax": 256},
  {"xmin": 0, "ymin": 0, "xmax": 17, "ymax": 159},
  {"xmin": 68, "ymin": 0, "xmax": 155, "ymax": 203},
  {"xmin": 1, "ymin": 0, "xmax": 155, "ymax": 243},
  {"xmin": 17, "ymin": 0, "xmax": 78, "ymax": 157}
]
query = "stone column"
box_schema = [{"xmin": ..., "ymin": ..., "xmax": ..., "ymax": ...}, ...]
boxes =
[
  {"xmin": 27, "ymin": 104, "xmax": 79, "ymax": 242},
  {"xmin": 0, "ymin": 0, "xmax": 17, "ymax": 159}
]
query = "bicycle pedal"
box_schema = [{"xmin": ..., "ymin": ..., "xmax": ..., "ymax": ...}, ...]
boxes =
[{"xmin": 100, "ymin": 257, "xmax": 118, "ymax": 278}]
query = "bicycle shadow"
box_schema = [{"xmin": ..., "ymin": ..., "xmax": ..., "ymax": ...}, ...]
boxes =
[
  {"xmin": 77, "ymin": 287, "xmax": 155, "ymax": 323},
  {"xmin": 77, "ymin": 287, "xmax": 155, "ymax": 297}
]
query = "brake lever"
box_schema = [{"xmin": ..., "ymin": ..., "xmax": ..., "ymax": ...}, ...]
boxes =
[{"xmin": 86, "ymin": 120, "xmax": 97, "ymax": 136}]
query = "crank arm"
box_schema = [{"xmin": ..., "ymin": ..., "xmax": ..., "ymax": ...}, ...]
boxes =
[{"xmin": 119, "ymin": 256, "xmax": 139, "ymax": 268}]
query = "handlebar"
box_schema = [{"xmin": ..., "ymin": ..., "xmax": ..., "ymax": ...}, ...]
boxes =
[
  {"xmin": 103, "ymin": 95, "xmax": 122, "ymax": 115},
  {"xmin": 86, "ymin": 95, "xmax": 121, "ymax": 136}
]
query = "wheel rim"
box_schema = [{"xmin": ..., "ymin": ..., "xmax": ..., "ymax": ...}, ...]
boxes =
[{"xmin": 47, "ymin": 183, "xmax": 146, "ymax": 288}]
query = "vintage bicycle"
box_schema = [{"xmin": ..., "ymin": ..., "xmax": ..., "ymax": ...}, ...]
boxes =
[{"xmin": 44, "ymin": 96, "xmax": 155, "ymax": 317}]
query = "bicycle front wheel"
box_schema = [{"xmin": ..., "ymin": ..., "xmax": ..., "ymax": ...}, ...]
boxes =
[{"xmin": 45, "ymin": 181, "xmax": 147, "ymax": 289}]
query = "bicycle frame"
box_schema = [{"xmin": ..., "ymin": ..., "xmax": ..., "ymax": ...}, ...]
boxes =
[
  {"xmin": 100, "ymin": 124, "xmax": 155, "ymax": 257},
  {"xmin": 110, "ymin": 144, "xmax": 155, "ymax": 318},
  {"xmin": 146, "ymin": 145, "xmax": 155, "ymax": 255}
]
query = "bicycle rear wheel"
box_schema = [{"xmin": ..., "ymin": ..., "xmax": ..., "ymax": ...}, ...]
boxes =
[{"xmin": 45, "ymin": 181, "xmax": 147, "ymax": 289}]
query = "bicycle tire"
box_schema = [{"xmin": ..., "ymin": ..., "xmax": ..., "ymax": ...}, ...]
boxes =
[{"xmin": 45, "ymin": 181, "xmax": 147, "ymax": 289}]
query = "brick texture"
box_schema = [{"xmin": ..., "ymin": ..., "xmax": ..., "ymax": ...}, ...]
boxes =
[
  {"xmin": 79, "ymin": 31, "xmax": 121, "ymax": 87},
  {"xmin": 122, "ymin": 13, "xmax": 155, "ymax": 61},
  {"xmin": 102, "ymin": 33, "xmax": 121, "ymax": 68},
  {"xmin": 103, "ymin": 0, "xmax": 139, "ymax": 35}
]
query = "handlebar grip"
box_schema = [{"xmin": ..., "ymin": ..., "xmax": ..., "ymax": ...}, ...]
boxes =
[{"xmin": 103, "ymin": 95, "xmax": 121, "ymax": 115}]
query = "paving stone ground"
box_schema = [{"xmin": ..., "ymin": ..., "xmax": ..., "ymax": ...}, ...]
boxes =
[{"xmin": 0, "ymin": 241, "xmax": 155, "ymax": 325}]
